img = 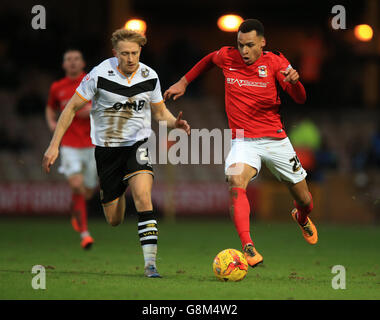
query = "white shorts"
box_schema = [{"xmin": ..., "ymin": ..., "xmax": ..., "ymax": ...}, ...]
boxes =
[
  {"xmin": 225, "ymin": 137, "xmax": 307, "ymax": 184},
  {"xmin": 59, "ymin": 146, "xmax": 98, "ymax": 189}
]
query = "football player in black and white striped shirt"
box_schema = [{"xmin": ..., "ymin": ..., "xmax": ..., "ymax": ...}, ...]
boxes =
[{"xmin": 43, "ymin": 29, "xmax": 190, "ymax": 278}]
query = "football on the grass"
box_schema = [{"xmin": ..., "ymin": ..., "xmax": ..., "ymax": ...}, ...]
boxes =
[{"xmin": 212, "ymin": 248, "xmax": 248, "ymax": 282}]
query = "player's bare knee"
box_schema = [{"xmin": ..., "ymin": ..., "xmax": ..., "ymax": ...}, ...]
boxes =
[
  {"xmin": 227, "ymin": 175, "xmax": 247, "ymax": 189},
  {"xmin": 102, "ymin": 207, "xmax": 122, "ymax": 226},
  {"xmin": 104, "ymin": 212, "xmax": 122, "ymax": 226},
  {"xmin": 68, "ymin": 177, "xmax": 84, "ymax": 194},
  {"xmin": 108, "ymin": 217, "xmax": 122, "ymax": 227}
]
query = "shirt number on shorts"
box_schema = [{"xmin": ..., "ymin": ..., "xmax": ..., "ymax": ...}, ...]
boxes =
[{"xmin": 289, "ymin": 155, "xmax": 301, "ymax": 172}]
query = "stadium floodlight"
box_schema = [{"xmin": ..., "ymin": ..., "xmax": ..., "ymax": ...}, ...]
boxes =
[
  {"xmin": 124, "ymin": 19, "xmax": 147, "ymax": 35},
  {"xmin": 217, "ymin": 14, "xmax": 244, "ymax": 32},
  {"xmin": 354, "ymin": 24, "xmax": 373, "ymax": 42}
]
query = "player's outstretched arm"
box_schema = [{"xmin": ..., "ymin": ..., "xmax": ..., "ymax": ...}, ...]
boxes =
[
  {"xmin": 42, "ymin": 93, "xmax": 88, "ymax": 173},
  {"xmin": 163, "ymin": 76, "xmax": 188, "ymax": 101},
  {"xmin": 164, "ymin": 51, "xmax": 218, "ymax": 101},
  {"xmin": 151, "ymin": 101, "xmax": 190, "ymax": 135}
]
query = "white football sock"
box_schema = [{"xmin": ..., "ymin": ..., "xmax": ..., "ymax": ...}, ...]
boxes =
[{"xmin": 142, "ymin": 244, "xmax": 157, "ymax": 267}]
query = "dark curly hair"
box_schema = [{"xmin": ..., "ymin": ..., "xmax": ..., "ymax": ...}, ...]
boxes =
[{"xmin": 238, "ymin": 19, "xmax": 264, "ymax": 36}]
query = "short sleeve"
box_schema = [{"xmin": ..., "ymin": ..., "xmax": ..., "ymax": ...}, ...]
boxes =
[
  {"xmin": 75, "ymin": 68, "xmax": 97, "ymax": 102},
  {"xmin": 47, "ymin": 83, "xmax": 59, "ymax": 110},
  {"xmin": 150, "ymin": 77, "xmax": 163, "ymax": 105}
]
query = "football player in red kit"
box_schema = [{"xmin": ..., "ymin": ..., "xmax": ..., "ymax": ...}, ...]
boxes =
[
  {"xmin": 164, "ymin": 19, "xmax": 317, "ymax": 267},
  {"xmin": 46, "ymin": 49, "xmax": 97, "ymax": 249}
]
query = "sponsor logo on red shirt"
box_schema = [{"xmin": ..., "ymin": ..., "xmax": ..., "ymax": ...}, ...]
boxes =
[{"xmin": 226, "ymin": 78, "xmax": 268, "ymax": 88}]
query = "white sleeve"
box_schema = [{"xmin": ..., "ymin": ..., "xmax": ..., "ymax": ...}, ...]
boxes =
[
  {"xmin": 151, "ymin": 77, "xmax": 163, "ymax": 104},
  {"xmin": 76, "ymin": 68, "xmax": 98, "ymax": 101}
]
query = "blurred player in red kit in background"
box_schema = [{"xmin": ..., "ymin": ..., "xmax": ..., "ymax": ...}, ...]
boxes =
[
  {"xmin": 46, "ymin": 49, "xmax": 97, "ymax": 249},
  {"xmin": 165, "ymin": 19, "xmax": 318, "ymax": 267}
]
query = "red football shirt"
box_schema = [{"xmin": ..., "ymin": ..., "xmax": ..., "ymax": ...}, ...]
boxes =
[
  {"xmin": 47, "ymin": 72, "xmax": 93, "ymax": 148},
  {"xmin": 185, "ymin": 47, "xmax": 306, "ymax": 139}
]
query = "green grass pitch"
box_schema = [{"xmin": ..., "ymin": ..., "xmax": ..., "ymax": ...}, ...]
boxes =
[{"xmin": 0, "ymin": 216, "xmax": 379, "ymax": 300}]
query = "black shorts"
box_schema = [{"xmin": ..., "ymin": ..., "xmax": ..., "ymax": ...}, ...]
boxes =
[{"xmin": 95, "ymin": 140, "xmax": 154, "ymax": 204}]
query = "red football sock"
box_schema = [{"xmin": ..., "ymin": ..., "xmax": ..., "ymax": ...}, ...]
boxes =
[
  {"xmin": 294, "ymin": 193, "xmax": 313, "ymax": 225},
  {"xmin": 230, "ymin": 187, "xmax": 253, "ymax": 248},
  {"xmin": 72, "ymin": 193, "xmax": 88, "ymax": 232}
]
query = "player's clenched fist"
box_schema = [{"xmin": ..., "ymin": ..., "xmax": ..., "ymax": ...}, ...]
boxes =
[
  {"xmin": 280, "ymin": 68, "xmax": 299, "ymax": 84},
  {"xmin": 42, "ymin": 146, "xmax": 59, "ymax": 173}
]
